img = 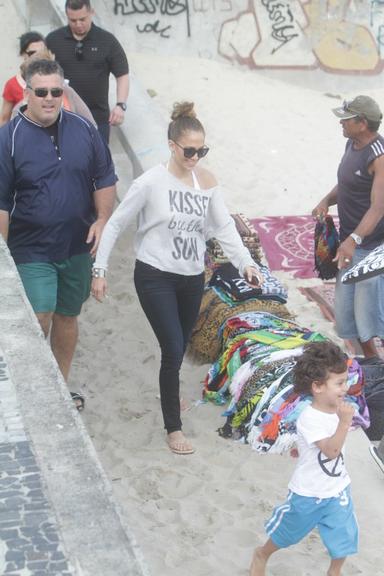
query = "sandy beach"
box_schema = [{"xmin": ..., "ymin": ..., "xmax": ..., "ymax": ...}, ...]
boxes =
[
  {"xmin": 0, "ymin": 0, "xmax": 381, "ymax": 573},
  {"xmin": 72, "ymin": 55, "xmax": 384, "ymax": 575}
]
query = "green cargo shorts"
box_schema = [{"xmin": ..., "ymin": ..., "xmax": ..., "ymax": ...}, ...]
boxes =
[{"xmin": 17, "ymin": 253, "xmax": 92, "ymax": 316}]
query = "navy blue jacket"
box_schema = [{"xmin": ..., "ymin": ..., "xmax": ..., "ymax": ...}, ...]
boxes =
[{"xmin": 0, "ymin": 108, "xmax": 117, "ymax": 263}]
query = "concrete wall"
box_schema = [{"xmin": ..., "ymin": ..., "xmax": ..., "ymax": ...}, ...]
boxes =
[
  {"xmin": 15, "ymin": 0, "xmax": 63, "ymax": 36},
  {"xmin": 107, "ymin": 0, "xmax": 384, "ymax": 77},
  {"xmin": 0, "ymin": 234, "xmax": 149, "ymax": 576}
]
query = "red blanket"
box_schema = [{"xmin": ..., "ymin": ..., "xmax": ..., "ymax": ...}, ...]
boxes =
[{"xmin": 250, "ymin": 215, "xmax": 339, "ymax": 279}]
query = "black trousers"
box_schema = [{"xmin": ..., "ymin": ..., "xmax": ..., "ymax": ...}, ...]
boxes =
[
  {"xmin": 134, "ymin": 260, "xmax": 205, "ymax": 433},
  {"xmin": 97, "ymin": 122, "xmax": 110, "ymax": 144}
]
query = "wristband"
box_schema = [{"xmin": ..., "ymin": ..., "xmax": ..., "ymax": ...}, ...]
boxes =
[{"xmin": 92, "ymin": 268, "xmax": 106, "ymax": 278}]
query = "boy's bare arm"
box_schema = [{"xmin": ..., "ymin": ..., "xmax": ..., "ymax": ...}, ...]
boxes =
[{"xmin": 315, "ymin": 402, "xmax": 355, "ymax": 460}]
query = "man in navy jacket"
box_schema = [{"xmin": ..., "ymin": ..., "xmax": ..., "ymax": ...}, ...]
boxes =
[{"xmin": 0, "ymin": 58, "xmax": 116, "ymax": 406}]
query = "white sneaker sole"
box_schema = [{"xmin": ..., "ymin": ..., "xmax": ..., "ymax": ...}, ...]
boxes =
[{"xmin": 369, "ymin": 445, "xmax": 384, "ymax": 474}]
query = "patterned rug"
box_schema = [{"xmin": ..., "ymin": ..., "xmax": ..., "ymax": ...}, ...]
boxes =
[{"xmin": 250, "ymin": 215, "xmax": 340, "ymax": 279}]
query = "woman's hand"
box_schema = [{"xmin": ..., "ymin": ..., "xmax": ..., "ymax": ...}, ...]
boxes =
[
  {"xmin": 244, "ymin": 265, "xmax": 264, "ymax": 286},
  {"xmin": 91, "ymin": 277, "xmax": 108, "ymax": 302}
]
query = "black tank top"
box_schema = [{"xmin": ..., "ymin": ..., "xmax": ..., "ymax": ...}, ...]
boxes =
[{"xmin": 337, "ymin": 135, "xmax": 384, "ymax": 249}]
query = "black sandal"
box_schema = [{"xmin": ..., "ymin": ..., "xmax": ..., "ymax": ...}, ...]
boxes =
[{"xmin": 70, "ymin": 391, "xmax": 85, "ymax": 412}]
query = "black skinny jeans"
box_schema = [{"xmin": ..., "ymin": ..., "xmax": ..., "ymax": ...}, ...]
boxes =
[{"xmin": 134, "ymin": 260, "xmax": 205, "ymax": 433}]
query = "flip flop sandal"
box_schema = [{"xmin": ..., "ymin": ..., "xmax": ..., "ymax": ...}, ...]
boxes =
[
  {"xmin": 70, "ymin": 391, "xmax": 85, "ymax": 412},
  {"xmin": 369, "ymin": 445, "xmax": 384, "ymax": 474},
  {"xmin": 167, "ymin": 439, "xmax": 195, "ymax": 455}
]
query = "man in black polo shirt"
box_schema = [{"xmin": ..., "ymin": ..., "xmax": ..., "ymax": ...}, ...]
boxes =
[{"xmin": 46, "ymin": 0, "xmax": 129, "ymax": 143}]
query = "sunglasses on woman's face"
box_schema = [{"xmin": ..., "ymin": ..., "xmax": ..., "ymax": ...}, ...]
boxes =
[{"xmin": 173, "ymin": 140, "xmax": 209, "ymax": 159}]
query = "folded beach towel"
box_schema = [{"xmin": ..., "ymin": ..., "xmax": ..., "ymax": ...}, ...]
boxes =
[
  {"xmin": 209, "ymin": 262, "xmax": 288, "ymax": 305},
  {"xmin": 342, "ymin": 242, "xmax": 384, "ymax": 284},
  {"xmin": 209, "ymin": 262, "xmax": 263, "ymax": 301}
]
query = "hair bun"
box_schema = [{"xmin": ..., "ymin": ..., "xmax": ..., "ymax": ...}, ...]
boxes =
[{"xmin": 171, "ymin": 101, "xmax": 196, "ymax": 121}]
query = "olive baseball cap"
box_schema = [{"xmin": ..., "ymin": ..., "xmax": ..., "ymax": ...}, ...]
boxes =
[{"xmin": 332, "ymin": 95, "xmax": 383, "ymax": 122}]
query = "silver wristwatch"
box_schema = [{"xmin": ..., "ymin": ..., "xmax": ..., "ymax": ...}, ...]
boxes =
[
  {"xmin": 92, "ymin": 268, "xmax": 106, "ymax": 278},
  {"xmin": 350, "ymin": 232, "xmax": 362, "ymax": 245}
]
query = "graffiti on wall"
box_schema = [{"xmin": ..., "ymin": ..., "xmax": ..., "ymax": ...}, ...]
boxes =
[
  {"xmin": 112, "ymin": 0, "xmax": 384, "ymax": 73},
  {"xmin": 219, "ymin": 0, "xmax": 384, "ymax": 72},
  {"xmin": 113, "ymin": 0, "xmax": 191, "ymax": 38},
  {"xmin": 113, "ymin": 0, "xmax": 238, "ymax": 39}
]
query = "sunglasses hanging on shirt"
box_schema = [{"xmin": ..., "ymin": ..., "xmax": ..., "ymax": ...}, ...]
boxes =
[{"xmin": 75, "ymin": 41, "xmax": 84, "ymax": 61}]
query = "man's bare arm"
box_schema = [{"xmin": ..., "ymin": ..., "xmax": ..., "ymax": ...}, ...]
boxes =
[
  {"xmin": 312, "ymin": 185, "xmax": 338, "ymax": 218},
  {"xmin": 335, "ymin": 155, "xmax": 384, "ymax": 266},
  {"xmin": 354, "ymin": 155, "xmax": 384, "ymax": 238},
  {"xmin": 87, "ymin": 185, "xmax": 116, "ymax": 256},
  {"xmin": 116, "ymin": 73, "xmax": 129, "ymax": 104},
  {"xmin": 109, "ymin": 74, "xmax": 129, "ymax": 126}
]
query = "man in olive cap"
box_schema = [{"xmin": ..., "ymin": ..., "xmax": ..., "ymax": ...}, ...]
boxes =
[{"xmin": 313, "ymin": 95, "xmax": 384, "ymax": 358}]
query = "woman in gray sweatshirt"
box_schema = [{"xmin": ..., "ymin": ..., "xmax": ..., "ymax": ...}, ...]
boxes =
[{"xmin": 92, "ymin": 101, "xmax": 263, "ymax": 455}]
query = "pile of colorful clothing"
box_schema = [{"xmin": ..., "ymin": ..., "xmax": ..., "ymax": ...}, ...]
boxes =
[
  {"xmin": 188, "ymin": 214, "xmax": 292, "ymax": 364},
  {"xmin": 189, "ymin": 289, "xmax": 292, "ymax": 364},
  {"xmin": 205, "ymin": 213, "xmax": 265, "ymax": 271},
  {"xmin": 202, "ymin": 311, "xmax": 369, "ymax": 454},
  {"xmin": 190, "ymin": 213, "xmax": 370, "ymax": 453},
  {"xmin": 359, "ymin": 356, "xmax": 384, "ymax": 441},
  {"xmin": 204, "ymin": 311, "xmax": 324, "ymax": 405},
  {"xmin": 209, "ymin": 262, "xmax": 288, "ymax": 306},
  {"xmin": 246, "ymin": 356, "xmax": 369, "ymax": 454}
]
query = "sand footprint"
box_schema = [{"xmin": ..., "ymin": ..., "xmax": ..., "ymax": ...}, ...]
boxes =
[
  {"xmin": 158, "ymin": 470, "xmax": 202, "ymax": 499},
  {"xmin": 207, "ymin": 484, "xmax": 244, "ymax": 512}
]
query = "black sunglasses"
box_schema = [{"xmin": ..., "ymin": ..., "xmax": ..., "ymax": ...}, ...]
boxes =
[
  {"xmin": 27, "ymin": 85, "xmax": 64, "ymax": 98},
  {"xmin": 75, "ymin": 41, "xmax": 84, "ymax": 61},
  {"xmin": 173, "ymin": 140, "xmax": 209, "ymax": 159}
]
